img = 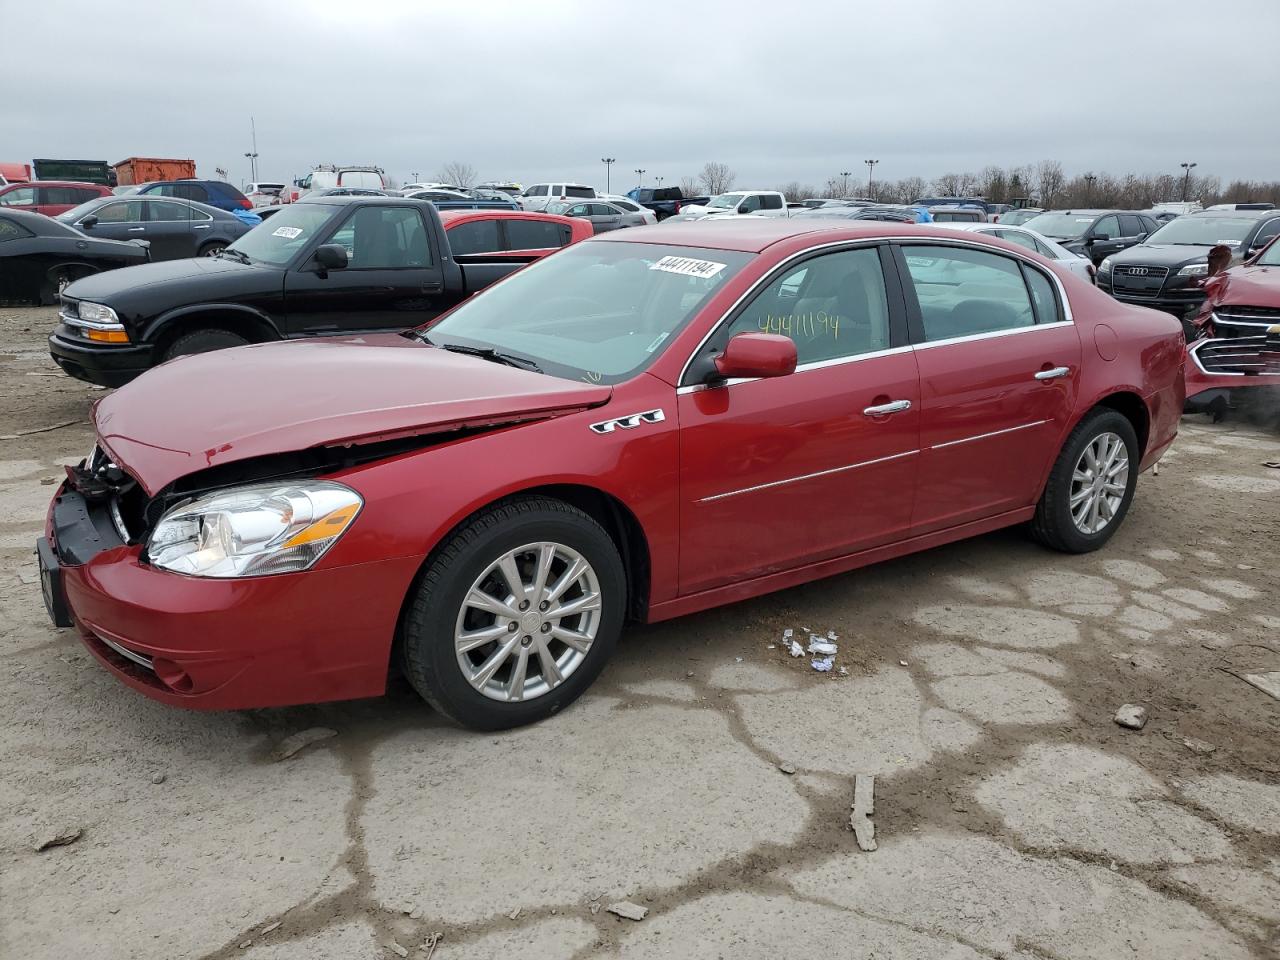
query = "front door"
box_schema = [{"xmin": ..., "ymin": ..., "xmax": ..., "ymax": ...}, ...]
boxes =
[
  {"xmin": 678, "ymin": 244, "xmax": 920, "ymax": 594},
  {"xmin": 80, "ymin": 199, "xmax": 147, "ymax": 245},
  {"xmin": 283, "ymin": 204, "xmax": 448, "ymax": 335},
  {"xmin": 894, "ymin": 242, "xmax": 1082, "ymax": 535}
]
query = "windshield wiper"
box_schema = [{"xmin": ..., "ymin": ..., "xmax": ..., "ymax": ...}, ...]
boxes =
[
  {"xmin": 438, "ymin": 342, "xmax": 543, "ymax": 373},
  {"xmin": 217, "ymin": 248, "xmax": 251, "ymax": 264}
]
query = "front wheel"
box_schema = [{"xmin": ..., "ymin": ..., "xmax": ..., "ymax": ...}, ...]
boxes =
[
  {"xmin": 1029, "ymin": 408, "xmax": 1139, "ymax": 553},
  {"xmin": 162, "ymin": 328, "xmax": 250, "ymax": 362},
  {"xmin": 401, "ymin": 497, "xmax": 626, "ymax": 730}
]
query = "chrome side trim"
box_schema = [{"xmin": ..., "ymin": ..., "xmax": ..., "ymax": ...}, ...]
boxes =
[
  {"xmin": 697, "ymin": 449, "xmax": 919, "ymax": 503},
  {"xmin": 931, "ymin": 420, "xmax": 1050, "ymax": 450},
  {"xmin": 676, "ymin": 234, "xmax": 1075, "ymax": 386},
  {"xmin": 589, "ymin": 408, "xmax": 665, "ymax": 434},
  {"xmin": 912, "ymin": 320, "xmax": 1074, "ymax": 351},
  {"xmin": 95, "ymin": 633, "xmax": 154, "ymax": 671}
]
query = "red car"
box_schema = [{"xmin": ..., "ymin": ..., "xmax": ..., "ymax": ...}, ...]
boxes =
[
  {"xmin": 438, "ymin": 209, "xmax": 593, "ymax": 259},
  {"xmin": 38, "ymin": 221, "xmax": 1185, "ymax": 730},
  {"xmin": 1183, "ymin": 235, "xmax": 1280, "ymax": 417},
  {"xmin": 0, "ymin": 180, "xmax": 112, "ymax": 217}
]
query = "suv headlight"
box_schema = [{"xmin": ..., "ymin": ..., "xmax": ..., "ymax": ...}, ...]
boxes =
[
  {"xmin": 1098, "ymin": 257, "xmax": 1113, "ymax": 274},
  {"xmin": 1178, "ymin": 263, "xmax": 1208, "ymax": 277},
  {"xmin": 148, "ymin": 481, "xmax": 362, "ymax": 578},
  {"xmin": 77, "ymin": 302, "xmax": 119, "ymax": 323}
]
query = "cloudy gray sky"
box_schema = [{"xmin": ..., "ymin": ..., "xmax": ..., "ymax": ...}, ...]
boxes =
[{"xmin": 7, "ymin": 0, "xmax": 1278, "ymax": 193}]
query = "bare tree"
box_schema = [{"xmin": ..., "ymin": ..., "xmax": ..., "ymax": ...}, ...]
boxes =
[
  {"xmin": 776, "ymin": 181, "xmax": 813, "ymax": 202},
  {"xmin": 932, "ymin": 172, "xmax": 965, "ymax": 196},
  {"xmin": 698, "ymin": 162, "xmax": 736, "ymax": 196},
  {"xmin": 436, "ymin": 161, "xmax": 477, "ymax": 189},
  {"xmin": 1035, "ymin": 160, "xmax": 1065, "ymax": 209},
  {"xmin": 679, "ymin": 176, "xmax": 699, "ymax": 197}
]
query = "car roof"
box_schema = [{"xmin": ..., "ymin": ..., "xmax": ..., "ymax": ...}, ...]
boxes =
[
  {"xmin": 436, "ymin": 210, "xmax": 575, "ymax": 225},
  {"xmin": 597, "ymin": 219, "xmax": 999, "ymax": 253},
  {"xmin": 0, "ymin": 180, "xmax": 107, "ymax": 190},
  {"xmin": 1181, "ymin": 208, "xmax": 1277, "ymax": 220},
  {"xmin": 78, "ymin": 194, "xmax": 231, "ymax": 217}
]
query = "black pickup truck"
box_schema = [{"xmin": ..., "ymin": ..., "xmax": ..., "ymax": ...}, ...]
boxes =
[
  {"xmin": 49, "ymin": 197, "xmax": 577, "ymax": 386},
  {"xmin": 626, "ymin": 186, "xmax": 710, "ymax": 221}
]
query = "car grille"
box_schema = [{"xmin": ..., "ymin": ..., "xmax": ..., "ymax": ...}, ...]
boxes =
[
  {"xmin": 1214, "ymin": 306, "xmax": 1280, "ymax": 339},
  {"xmin": 1110, "ymin": 264, "xmax": 1169, "ymax": 297},
  {"xmin": 1193, "ymin": 335, "xmax": 1280, "ymax": 375}
]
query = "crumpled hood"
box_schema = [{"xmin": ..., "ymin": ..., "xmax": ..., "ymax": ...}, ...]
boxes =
[
  {"xmin": 1206, "ymin": 263, "xmax": 1280, "ymax": 308},
  {"xmin": 93, "ymin": 334, "xmax": 612, "ymax": 495}
]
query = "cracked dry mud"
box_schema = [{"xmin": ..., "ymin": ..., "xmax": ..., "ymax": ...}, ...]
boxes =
[{"xmin": 1, "ymin": 306, "xmax": 1278, "ymax": 959}]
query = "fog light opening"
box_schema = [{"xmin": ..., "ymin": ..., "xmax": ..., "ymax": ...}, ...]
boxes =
[{"xmin": 152, "ymin": 658, "xmax": 194, "ymax": 693}]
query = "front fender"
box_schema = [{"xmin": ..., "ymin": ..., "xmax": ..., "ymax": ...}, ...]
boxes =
[{"xmin": 142, "ymin": 302, "xmax": 283, "ymax": 344}]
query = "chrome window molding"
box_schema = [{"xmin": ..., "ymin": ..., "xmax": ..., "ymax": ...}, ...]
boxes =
[
  {"xmin": 912, "ymin": 320, "xmax": 1074, "ymax": 352},
  {"xmin": 675, "ymin": 344, "xmax": 915, "ymax": 395},
  {"xmin": 676, "ymin": 234, "xmax": 1076, "ymax": 387}
]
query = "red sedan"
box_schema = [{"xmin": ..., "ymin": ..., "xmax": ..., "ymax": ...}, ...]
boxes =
[{"xmin": 39, "ymin": 221, "xmax": 1185, "ymax": 729}]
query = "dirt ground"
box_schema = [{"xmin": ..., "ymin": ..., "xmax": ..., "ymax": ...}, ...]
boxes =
[{"xmin": 2, "ymin": 305, "xmax": 1278, "ymax": 960}]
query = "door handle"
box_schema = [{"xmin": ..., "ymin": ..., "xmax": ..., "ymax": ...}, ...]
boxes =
[
  {"xmin": 1035, "ymin": 366, "xmax": 1071, "ymax": 381},
  {"xmin": 127, "ymin": 227, "xmax": 145, "ymax": 233},
  {"xmin": 863, "ymin": 399, "xmax": 912, "ymax": 416},
  {"xmin": 422, "ymin": 282, "xmax": 443, "ymax": 293},
  {"xmin": 193, "ymin": 224, "xmax": 210, "ymax": 230}
]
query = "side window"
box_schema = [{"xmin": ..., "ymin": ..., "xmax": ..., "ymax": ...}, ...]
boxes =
[
  {"xmin": 75, "ymin": 187, "xmax": 102, "ymax": 203},
  {"xmin": 1253, "ymin": 219, "xmax": 1280, "ymax": 248},
  {"xmin": 0, "ymin": 187, "xmax": 37, "ymax": 207},
  {"xmin": 997, "ymin": 229, "xmax": 1039, "ymax": 253},
  {"xmin": 900, "ymin": 245, "xmax": 1036, "ymax": 341},
  {"xmin": 328, "ymin": 206, "xmax": 431, "ymax": 269},
  {"xmin": 505, "ymin": 219, "xmax": 569, "ymax": 250},
  {"xmin": 151, "ymin": 184, "xmax": 177, "ymax": 197},
  {"xmin": 171, "ymin": 183, "xmax": 208, "ymax": 203},
  {"xmin": 591, "ymin": 203, "xmax": 617, "ymax": 216},
  {"xmin": 93, "ymin": 201, "xmax": 144, "ymax": 223},
  {"xmin": 1093, "ymin": 215, "xmax": 1120, "ymax": 239},
  {"xmin": 145, "ymin": 200, "xmax": 193, "ymax": 223},
  {"xmin": 740, "ymin": 194, "xmax": 762, "ymax": 213},
  {"xmin": 723, "ymin": 246, "xmax": 891, "ymax": 364},
  {"xmin": 567, "ymin": 203, "xmax": 590, "ymax": 217},
  {"xmin": 1032, "ymin": 237, "xmax": 1058, "ymax": 258},
  {"xmin": 446, "ymin": 219, "xmax": 501, "ymax": 256},
  {"xmin": 1023, "ymin": 266, "xmax": 1062, "ymax": 325},
  {"xmin": 0, "ymin": 217, "xmax": 33, "ymax": 241},
  {"xmin": 1120, "ymin": 215, "xmax": 1144, "ymax": 238},
  {"xmin": 761, "ymin": 194, "xmax": 784, "ymax": 210}
]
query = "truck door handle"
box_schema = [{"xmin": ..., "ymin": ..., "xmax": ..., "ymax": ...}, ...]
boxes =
[
  {"xmin": 863, "ymin": 399, "xmax": 912, "ymax": 416},
  {"xmin": 127, "ymin": 227, "xmax": 145, "ymax": 233},
  {"xmin": 422, "ymin": 282, "xmax": 443, "ymax": 293},
  {"xmin": 1035, "ymin": 366, "xmax": 1071, "ymax": 381}
]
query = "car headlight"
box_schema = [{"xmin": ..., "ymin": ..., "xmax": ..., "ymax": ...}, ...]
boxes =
[
  {"xmin": 1098, "ymin": 257, "xmax": 1113, "ymax": 274},
  {"xmin": 77, "ymin": 301, "xmax": 119, "ymax": 324},
  {"xmin": 148, "ymin": 481, "xmax": 362, "ymax": 578},
  {"xmin": 1178, "ymin": 263, "xmax": 1209, "ymax": 277}
]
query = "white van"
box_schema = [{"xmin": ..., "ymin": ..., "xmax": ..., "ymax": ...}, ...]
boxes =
[
  {"xmin": 287, "ymin": 165, "xmax": 386, "ymax": 202},
  {"xmin": 520, "ymin": 182, "xmax": 596, "ymax": 211}
]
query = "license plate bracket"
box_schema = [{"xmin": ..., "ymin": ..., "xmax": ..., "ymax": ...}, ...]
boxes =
[{"xmin": 36, "ymin": 538, "xmax": 73, "ymax": 628}]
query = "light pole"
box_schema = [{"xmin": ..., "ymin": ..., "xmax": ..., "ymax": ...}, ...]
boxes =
[
  {"xmin": 1180, "ymin": 162, "xmax": 1197, "ymax": 202},
  {"xmin": 655, "ymin": 176, "xmax": 663, "ymax": 188},
  {"xmin": 839, "ymin": 171, "xmax": 852, "ymax": 197},
  {"xmin": 601, "ymin": 157, "xmax": 615, "ymax": 194},
  {"xmin": 1083, "ymin": 173, "xmax": 1097, "ymax": 205},
  {"xmin": 243, "ymin": 115, "xmax": 259, "ymax": 184},
  {"xmin": 865, "ymin": 159, "xmax": 879, "ymax": 196},
  {"xmin": 635, "ymin": 168, "xmax": 646, "ymax": 188}
]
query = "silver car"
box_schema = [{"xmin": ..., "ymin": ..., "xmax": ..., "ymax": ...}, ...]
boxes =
[
  {"xmin": 546, "ymin": 200, "xmax": 649, "ymax": 232},
  {"xmin": 936, "ymin": 222, "xmax": 1097, "ymax": 284}
]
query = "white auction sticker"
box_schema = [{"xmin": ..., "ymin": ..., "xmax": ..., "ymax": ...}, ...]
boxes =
[
  {"xmin": 272, "ymin": 226, "xmax": 303, "ymax": 239},
  {"xmin": 649, "ymin": 255, "xmax": 727, "ymax": 279}
]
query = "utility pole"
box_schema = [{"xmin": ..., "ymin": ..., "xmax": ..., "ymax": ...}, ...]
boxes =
[
  {"xmin": 243, "ymin": 116, "xmax": 259, "ymax": 184},
  {"xmin": 865, "ymin": 159, "xmax": 879, "ymax": 196},
  {"xmin": 655, "ymin": 176, "xmax": 663, "ymax": 188},
  {"xmin": 1180, "ymin": 161, "xmax": 1197, "ymax": 202},
  {"xmin": 839, "ymin": 171, "xmax": 852, "ymax": 197},
  {"xmin": 1083, "ymin": 173, "xmax": 1097, "ymax": 205},
  {"xmin": 635, "ymin": 168, "xmax": 646, "ymax": 188},
  {"xmin": 601, "ymin": 157, "xmax": 615, "ymax": 194}
]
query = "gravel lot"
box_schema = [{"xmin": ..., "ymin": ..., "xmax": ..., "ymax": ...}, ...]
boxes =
[{"xmin": 2, "ymin": 305, "xmax": 1278, "ymax": 959}]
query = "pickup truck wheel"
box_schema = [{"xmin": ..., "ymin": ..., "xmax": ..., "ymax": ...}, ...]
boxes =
[
  {"xmin": 198, "ymin": 241, "xmax": 227, "ymax": 257},
  {"xmin": 162, "ymin": 328, "xmax": 250, "ymax": 361},
  {"xmin": 1029, "ymin": 409, "xmax": 1138, "ymax": 553},
  {"xmin": 401, "ymin": 496, "xmax": 625, "ymax": 730}
]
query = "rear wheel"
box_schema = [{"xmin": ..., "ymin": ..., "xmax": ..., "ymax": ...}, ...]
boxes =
[
  {"xmin": 401, "ymin": 496, "xmax": 625, "ymax": 730},
  {"xmin": 198, "ymin": 241, "xmax": 227, "ymax": 257},
  {"xmin": 162, "ymin": 328, "xmax": 250, "ymax": 362},
  {"xmin": 40, "ymin": 265, "xmax": 94, "ymax": 305},
  {"xmin": 1029, "ymin": 408, "xmax": 1139, "ymax": 553}
]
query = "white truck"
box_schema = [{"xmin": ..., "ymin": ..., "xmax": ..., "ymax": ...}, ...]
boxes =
[
  {"xmin": 284, "ymin": 165, "xmax": 387, "ymax": 203},
  {"xmin": 676, "ymin": 190, "xmax": 791, "ymax": 220}
]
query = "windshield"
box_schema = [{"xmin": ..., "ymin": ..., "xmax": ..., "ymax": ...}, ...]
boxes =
[
  {"xmin": 225, "ymin": 204, "xmax": 337, "ymax": 265},
  {"xmin": 1021, "ymin": 213, "xmax": 1097, "ymax": 239},
  {"xmin": 426, "ymin": 241, "xmax": 753, "ymax": 384},
  {"xmin": 706, "ymin": 193, "xmax": 743, "ymax": 209},
  {"xmin": 1145, "ymin": 216, "xmax": 1257, "ymax": 247}
]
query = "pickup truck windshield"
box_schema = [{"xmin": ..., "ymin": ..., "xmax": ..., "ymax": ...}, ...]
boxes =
[
  {"xmin": 706, "ymin": 194, "xmax": 743, "ymax": 209},
  {"xmin": 427, "ymin": 241, "xmax": 752, "ymax": 385},
  {"xmin": 226, "ymin": 205, "xmax": 338, "ymax": 265}
]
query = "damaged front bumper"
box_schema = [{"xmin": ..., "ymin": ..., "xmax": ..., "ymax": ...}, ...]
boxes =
[{"xmin": 1183, "ymin": 327, "xmax": 1280, "ymax": 414}]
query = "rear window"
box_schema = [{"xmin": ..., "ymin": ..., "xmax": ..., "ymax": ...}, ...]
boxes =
[
  {"xmin": 337, "ymin": 170, "xmax": 385, "ymax": 189},
  {"xmin": 506, "ymin": 219, "xmax": 570, "ymax": 250},
  {"xmin": 0, "ymin": 217, "xmax": 32, "ymax": 241},
  {"xmin": 564, "ymin": 186, "xmax": 594, "ymax": 199}
]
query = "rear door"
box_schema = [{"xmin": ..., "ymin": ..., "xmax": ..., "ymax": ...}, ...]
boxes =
[
  {"xmin": 895, "ymin": 241, "xmax": 1081, "ymax": 534},
  {"xmin": 141, "ymin": 199, "xmax": 195, "ymax": 259},
  {"xmin": 589, "ymin": 202, "xmax": 623, "ymax": 232},
  {"xmin": 283, "ymin": 204, "xmax": 449, "ymax": 335}
]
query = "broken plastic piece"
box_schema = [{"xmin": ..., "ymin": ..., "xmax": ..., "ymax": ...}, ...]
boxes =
[
  {"xmin": 850, "ymin": 774, "xmax": 877, "ymax": 851},
  {"xmin": 783, "ymin": 628, "xmax": 794, "ymax": 640},
  {"xmin": 607, "ymin": 901, "xmax": 648, "ymax": 921},
  {"xmin": 808, "ymin": 637, "xmax": 838, "ymax": 655}
]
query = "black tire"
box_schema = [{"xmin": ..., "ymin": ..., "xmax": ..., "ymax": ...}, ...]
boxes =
[
  {"xmin": 39, "ymin": 266, "xmax": 91, "ymax": 306},
  {"xmin": 1029, "ymin": 408, "xmax": 1139, "ymax": 553},
  {"xmin": 198, "ymin": 241, "xmax": 227, "ymax": 257},
  {"xmin": 401, "ymin": 496, "xmax": 626, "ymax": 730},
  {"xmin": 162, "ymin": 328, "xmax": 250, "ymax": 362}
]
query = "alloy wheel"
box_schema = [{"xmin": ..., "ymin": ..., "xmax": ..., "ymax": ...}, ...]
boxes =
[
  {"xmin": 202, "ymin": 244, "xmax": 226, "ymax": 257},
  {"xmin": 1070, "ymin": 431, "xmax": 1129, "ymax": 535},
  {"xmin": 454, "ymin": 542, "xmax": 602, "ymax": 702}
]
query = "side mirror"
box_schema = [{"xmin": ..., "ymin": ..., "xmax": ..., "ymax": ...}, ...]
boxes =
[
  {"xmin": 712, "ymin": 333, "xmax": 797, "ymax": 381},
  {"xmin": 1090, "ymin": 233, "xmax": 1110, "ymax": 243},
  {"xmin": 80, "ymin": 215, "xmax": 98, "ymax": 229},
  {"xmin": 314, "ymin": 244, "xmax": 349, "ymax": 270}
]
